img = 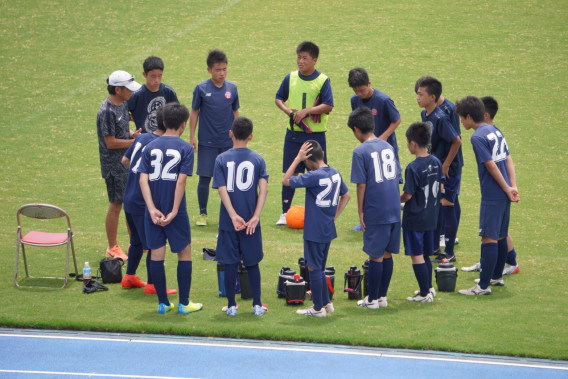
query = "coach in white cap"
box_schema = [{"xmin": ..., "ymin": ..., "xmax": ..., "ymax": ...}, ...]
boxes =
[{"xmin": 96, "ymin": 70, "xmax": 142, "ymax": 261}]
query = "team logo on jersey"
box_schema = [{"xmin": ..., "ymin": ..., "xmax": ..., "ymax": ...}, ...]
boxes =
[
  {"xmin": 206, "ymin": 93, "xmax": 211, "ymax": 97},
  {"xmin": 371, "ymin": 108, "xmax": 378, "ymax": 116},
  {"xmin": 225, "ymin": 91, "xmax": 231, "ymax": 99},
  {"xmin": 145, "ymin": 96, "xmax": 166, "ymax": 132}
]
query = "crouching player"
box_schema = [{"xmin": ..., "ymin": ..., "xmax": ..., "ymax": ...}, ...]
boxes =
[
  {"xmin": 139, "ymin": 102, "xmax": 203, "ymax": 313},
  {"xmin": 213, "ymin": 117, "xmax": 269, "ymax": 316},
  {"xmin": 455, "ymin": 96, "xmax": 519, "ymax": 295},
  {"xmin": 283, "ymin": 141, "xmax": 350, "ymax": 317},
  {"xmin": 348, "ymin": 107, "xmax": 401, "ymax": 309},
  {"xmin": 400, "ymin": 122, "xmax": 443, "ymax": 302}
]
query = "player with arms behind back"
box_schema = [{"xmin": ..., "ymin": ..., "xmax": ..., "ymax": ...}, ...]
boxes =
[
  {"xmin": 282, "ymin": 141, "xmax": 350, "ymax": 317},
  {"xmin": 455, "ymin": 96, "xmax": 519, "ymax": 295},
  {"xmin": 213, "ymin": 117, "xmax": 269, "ymax": 317},
  {"xmin": 348, "ymin": 107, "xmax": 401, "ymax": 309}
]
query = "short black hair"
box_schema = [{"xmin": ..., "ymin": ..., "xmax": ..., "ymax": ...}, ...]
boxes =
[
  {"xmin": 348, "ymin": 68, "xmax": 370, "ymax": 88},
  {"xmin": 306, "ymin": 140, "xmax": 324, "ymax": 162},
  {"xmin": 296, "ymin": 41, "xmax": 319, "ymax": 58},
  {"xmin": 207, "ymin": 49, "xmax": 227, "ymax": 68},
  {"xmin": 481, "ymin": 96, "xmax": 499, "ymax": 120},
  {"xmin": 406, "ymin": 122, "xmax": 431, "ymax": 148},
  {"xmin": 232, "ymin": 116, "xmax": 253, "ymax": 140},
  {"xmin": 143, "ymin": 56, "xmax": 164, "ymax": 73},
  {"xmin": 347, "ymin": 106, "xmax": 374, "ymax": 134},
  {"xmin": 417, "ymin": 77, "xmax": 442, "ymax": 102},
  {"xmin": 155, "ymin": 106, "xmax": 166, "ymax": 132},
  {"xmin": 414, "ymin": 75, "xmax": 436, "ymax": 93},
  {"xmin": 455, "ymin": 96, "xmax": 485, "ymax": 123},
  {"xmin": 162, "ymin": 102, "xmax": 189, "ymax": 130}
]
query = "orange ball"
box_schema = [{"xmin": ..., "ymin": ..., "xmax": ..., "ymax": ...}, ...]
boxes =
[{"xmin": 286, "ymin": 206, "xmax": 305, "ymax": 229}]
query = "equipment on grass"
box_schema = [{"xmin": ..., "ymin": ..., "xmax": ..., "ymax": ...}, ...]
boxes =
[
  {"xmin": 435, "ymin": 260, "xmax": 458, "ymax": 292},
  {"xmin": 277, "ymin": 267, "xmax": 296, "ymax": 298},
  {"xmin": 99, "ymin": 258, "xmax": 123, "ymax": 284},
  {"xmin": 203, "ymin": 247, "xmax": 216, "ymax": 261},
  {"xmin": 362, "ymin": 259, "xmax": 370, "ymax": 298},
  {"xmin": 286, "ymin": 206, "xmax": 305, "ymax": 229},
  {"xmin": 298, "ymin": 257, "xmax": 310, "ymax": 290},
  {"xmin": 216, "ymin": 261, "xmax": 241, "ymax": 297},
  {"xmin": 325, "ymin": 266, "xmax": 335, "ymax": 300},
  {"xmin": 238, "ymin": 261, "xmax": 250, "ymax": 299},
  {"xmin": 285, "ymin": 274, "xmax": 306, "ymax": 305},
  {"xmin": 344, "ymin": 266, "xmax": 362, "ymax": 300}
]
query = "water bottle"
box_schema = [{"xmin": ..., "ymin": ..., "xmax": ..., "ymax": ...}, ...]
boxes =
[{"xmin": 83, "ymin": 262, "xmax": 92, "ymax": 284}]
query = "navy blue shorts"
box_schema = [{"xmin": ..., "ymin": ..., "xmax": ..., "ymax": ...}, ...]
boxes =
[
  {"xmin": 282, "ymin": 130, "xmax": 326, "ymax": 173},
  {"xmin": 304, "ymin": 240, "xmax": 330, "ymax": 270},
  {"xmin": 363, "ymin": 222, "xmax": 401, "ymax": 258},
  {"xmin": 125, "ymin": 212, "xmax": 148, "ymax": 250},
  {"xmin": 442, "ymin": 175, "xmax": 461, "ymax": 203},
  {"xmin": 144, "ymin": 211, "xmax": 191, "ymax": 253},
  {"xmin": 403, "ymin": 229, "xmax": 435, "ymax": 256},
  {"xmin": 216, "ymin": 228, "xmax": 264, "ymax": 266},
  {"xmin": 479, "ymin": 200, "xmax": 510, "ymax": 240},
  {"xmin": 105, "ymin": 171, "xmax": 127, "ymax": 203},
  {"xmin": 197, "ymin": 145, "xmax": 231, "ymax": 177}
]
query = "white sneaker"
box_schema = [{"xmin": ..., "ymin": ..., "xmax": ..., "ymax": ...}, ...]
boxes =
[
  {"xmin": 378, "ymin": 297, "xmax": 388, "ymax": 308},
  {"xmin": 276, "ymin": 213, "xmax": 287, "ymax": 225},
  {"xmin": 407, "ymin": 293, "xmax": 434, "ymax": 302},
  {"xmin": 459, "ymin": 284, "xmax": 492, "ymax": 295},
  {"xmin": 503, "ymin": 263, "xmax": 519, "ymax": 276},
  {"xmin": 414, "ymin": 288, "xmax": 437, "ymax": 297},
  {"xmin": 252, "ymin": 305, "xmax": 265, "ymax": 316},
  {"xmin": 357, "ymin": 296, "xmax": 379, "ymax": 309},
  {"xmin": 226, "ymin": 305, "xmax": 238, "ymax": 316},
  {"xmin": 296, "ymin": 306, "xmax": 326, "ymax": 317},
  {"xmin": 324, "ymin": 302, "xmax": 334, "ymax": 314},
  {"xmin": 454, "ymin": 238, "xmax": 459, "ymax": 245},
  {"xmin": 475, "ymin": 278, "xmax": 504, "ymax": 286},
  {"xmin": 440, "ymin": 234, "xmax": 446, "ymax": 247},
  {"xmin": 462, "ymin": 262, "xmax": 481, "ymax": 272}
]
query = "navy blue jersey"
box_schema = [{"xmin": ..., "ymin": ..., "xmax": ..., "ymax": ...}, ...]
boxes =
[
  {"xmin": 275, "ymin": 70, "xmax": 334, "ymax": 106},
  {"xmin": 138, "ymin": 136, "xmax": 194, "ymax": 215},
  {"xmin": 191, "ymin": 79, "xmax": 239, "ymax": 148},
  {"xmin": 471, "ymin": 123, "xmax": 511, "ymax": 201},
  {"xmin": 212, "ymin": 147, "xmax": 269, "ymax": 232},
  {"xmin": 123, "ymin": 132, "xmax": 160, "ymax": 215},
  {"xmin": 127, "ymin": 84, "xmax": 178, "ymax": 133},
  {"xmin": 289, "ymin": 166, "xmax": 348, "ymax": 243},
  {"xmin": 350, "ymin": 139, "xmax": 401, "ymax": 225},
  {"xmin": 439, "ymin": 98, "xmax": 464, "ymax": 171},
  {"xmin": 421, "ymin": 106, "xmax": 462, "ymax": 177},
  {"xmin": 350, "ymin": 89, "xmax": 400, "ymax": 152},
  {"xmin": 402, "ymin": 155, "xmax": 443, "ymax": 231}
]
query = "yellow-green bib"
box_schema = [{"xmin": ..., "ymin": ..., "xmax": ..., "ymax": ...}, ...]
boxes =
[{"xmin": 288, "ymin": 71, "xmax": 329, "ymax": 132}]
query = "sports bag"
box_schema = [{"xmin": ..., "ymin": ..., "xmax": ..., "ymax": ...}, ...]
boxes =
[{"xmin": 99, "ymin": 258, "xmax": 123, "ymax": 283}]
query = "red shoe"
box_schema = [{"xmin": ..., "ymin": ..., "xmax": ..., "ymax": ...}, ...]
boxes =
[
  {"xmin": 144, "ymin": 284, "xmax": 177, "ymax": 295},
  {"xmin": 106, "ymin": 244, "xmax": 128, "ymax": 261},
  {"xmin": 121, "ymin": 274, "xmax": 147, "ymax": 288}
]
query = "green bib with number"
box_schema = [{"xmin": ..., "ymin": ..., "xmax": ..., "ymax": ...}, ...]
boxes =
[{"xmin": 288, "ymin": 71, "xmax": 329, "ymax": 133}]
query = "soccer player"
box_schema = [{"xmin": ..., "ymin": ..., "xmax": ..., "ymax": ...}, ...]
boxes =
[
  {"xmin": 461, "ymin": 96, "xmax": 520, "ymax": 276},
  {"xmin": 400, "ymin": 122, "xmax": 443, "ymax": 302},
  {"xmin": 121, "ymin": 108, "xmax": 177, "ymax": 295},
  {"xmin": 455, "ymin": 96, "xmax": 519, "ymax": 295},
  {"xmin": 96, "ymin": 70, "xmax": 142, "ymax": 261},
  {"xmin": 189, "ymin": 49, "xmax": 240, "ymax": 226},
  {"xmin": 212, "ymin": 117, "xmax": 269, "ymax": 316},
  {"xmin": 128, "ymin": 56, "xmax": 179, "ymax": 133},
  {"xmin": 348, "ymin": 107, "xmax": 400, "ymax": 309},
  {"xmin": 139, "ymin": 102, "xmax": 203, "ymax": 314},
  {"xmin": 282, "ymin": 141, "xmax": 350, "ymax": 317},
  {"xmin": 275, "ymin": 41, "xmax": 334, "ymax": 225},
  {"xmin": 415, "ymin": 77, "xmax": 462, "ymax": 263}
]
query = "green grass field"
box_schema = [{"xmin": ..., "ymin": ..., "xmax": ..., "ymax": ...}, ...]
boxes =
[{"xmin": 1, "ymin": 0, "xmax": 567, "ymax": 360}]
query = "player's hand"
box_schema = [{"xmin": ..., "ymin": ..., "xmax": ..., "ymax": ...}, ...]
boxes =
[
  {"xmin": 162, "ymin": 210, "xmax": 178, "ymax": 226},
  {"xmin": 508, "ymin": 186, "xmax": 520, "ymax": 202},
  {"xmin": 296, "ymin": 141, "xmax": 313, "ymax": 161},
  {"xmin": 245, "ymin": 216, "xmax": 260, "ymax": 235},
  {"xmin": 293, "ymin": 109, "xmax": 309, "ymax": 124},
  {"xmin": 149, "ymin": 209, "xmax": 166, "ymax": 225},
  {"xmin": 132, "ymin": 128, "xmax": 142, "ymax": 139},
  {"xmin": 359, "ymin": 214, "xmax": 366, "ymax": 232},
  {"xmin": 190, "ymin": 137, "xmax": 198, "ymax": 152},
  {"xmin": 442, "ymin": 162, "xmax": 450, "ymax": 179},
  {"xmin": 231, "ymin": 214, "xmax": 247, "ymax": 231}
]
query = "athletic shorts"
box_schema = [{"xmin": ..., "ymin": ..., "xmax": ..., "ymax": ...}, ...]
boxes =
[
  {"xmin": 105, "ymin": 172, "xmax": 127, "ymax": 203},
  {"xmin": 303, "ymin": 240, "xmax": 330, "ymax": 271},
  {"xmin": 197, "ymin": 145, "xmax": 231, "ymax": 177},
  {"xmin": 144, "ymin": 211, "xmax": 191, "ymax": 253},
  {"xmin": 125, "ymin": 212, "xmax": 148, "ymax": 250},
  {"xmin": 216, "ymin": 228, "xmax": 264, "ymax": 266},
  {"xmin": 282, "ymin": 129, "xmax": 326, "ymax": 173},
  {"xmin": 363, "ymin": 222, "xmax": 401, "ymax": 258},
  {"xmin": 441, "ymin": 175, "xmax": 461, "ymax": 203},
  {"xmin": 479, "ymin": 200, "xmax": 510, "ymax": 240},
  {"xmin": 403, "ymin": 229, "xmax": 435, "ymax": 256}
]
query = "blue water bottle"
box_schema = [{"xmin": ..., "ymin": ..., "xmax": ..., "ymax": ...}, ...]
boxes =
[{"xmin": 83, "ymin": 262, "xmax": 92, "ymax": 284}]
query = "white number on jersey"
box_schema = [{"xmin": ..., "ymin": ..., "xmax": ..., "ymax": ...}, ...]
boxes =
[
  {"xmin": 370, "ymin": 149, "xmax": 397, "ymax": 183},
  {"xmin": 487, "ymin": 131, "xmax": 508, "ymax": 162},
  {"xmin": 130, "ymin": 143, "xmax": 146, "ymax": 174},
  {"xmin": 316, "ymin": 173, "xmax": 341, "ymax": 207},
  {"xmin": 226, "ymin": 160, "xmax": 255, "ymax": 192},
  {"xmin": 148, "ymin": 148, "xmax": 181, "ymax": 181},
  {"xmin": 422, "ymin": 180, "xmax": 440, "ymax": 208}
]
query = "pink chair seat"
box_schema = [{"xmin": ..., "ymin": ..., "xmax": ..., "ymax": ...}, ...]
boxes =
[{"xmin": 22, "ymin": 231, "xmax": 68, "ymax": 245}]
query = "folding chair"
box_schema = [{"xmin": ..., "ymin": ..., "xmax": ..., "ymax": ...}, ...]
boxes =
[{"xmin": 15, "ymin": 203, "xmax": 78, "ymax": 289}]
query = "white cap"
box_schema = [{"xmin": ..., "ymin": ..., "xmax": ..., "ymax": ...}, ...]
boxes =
[{"xmin": 108, "ymin": 70, "xmax": 142, "ymax": 92}]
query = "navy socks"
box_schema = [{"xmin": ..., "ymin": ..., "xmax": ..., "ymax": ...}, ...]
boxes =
[
  {"xmin": 413, "ymin": 263, "xmax": 430, "ymax": 296},
  {"xmin": 150, "ymin": 260, "xmax": 168, "ymax": 305},
  {"xmin": 479, "ymin": 243, "xmax": 498, "ymax": 289},
  {"xmin": 177, "ymin": 261, "xmax": 192, "ymax": 306},
  {"xmin": 367, "ymin": 260, "xmax": 383, "ymax": 301},
  {"xmin": 224, "ymin": 263, "xmax": 238, "ymax": 308},
  {"xmin": 493, "ymin": 238, "xmax": 508, "ymax": 279},
  {"xmin": 309, "ymin": 268, "xmax": 324, "ymax": 311},
  {"xmin": 246, "ymin": 264, "xmax": 262, "ymax": 307},
  {"xmin": 197, "ymin": 176, "xmax": 211, "ymax": 215},
  {"xmin": 506, "ymin": 248, "xmax": 517, "ymax": 266},
  {"xmin": 282, "ymin": 185, "xmax": 295, "ymax": 214},
  {"xmin": 424, "ymin": 255, "xmax": 433, "ymax": 289},
  {"xmin": 379, "ymin": 257, "xmax": 393, "ymax": 298},
  {"xmin": 126, "ymin": 243, "xmax": 143, "ymax": 276},
  {"xmin": 443, "ymin": 205, "xmax": 458, "ymax": 256},
  {"xmin": 146, "ymin": 249, "xmax": 153, "ymax": 284}
]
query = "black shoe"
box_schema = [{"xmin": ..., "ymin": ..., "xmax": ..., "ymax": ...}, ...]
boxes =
[
  {"xmin": 91, "ymin": 280, "xmax": 108, "ymax": 291},
  {"xmin": 82, "ymin": 280, "xmax": 97, "ymax": 294},
  {"xmin": 432, "ymin": 253, "xmax": 456, "ymax": 264},
  {"xmin": 433, "ymin": 248, "xmax": 442, "ymax": 257}
]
